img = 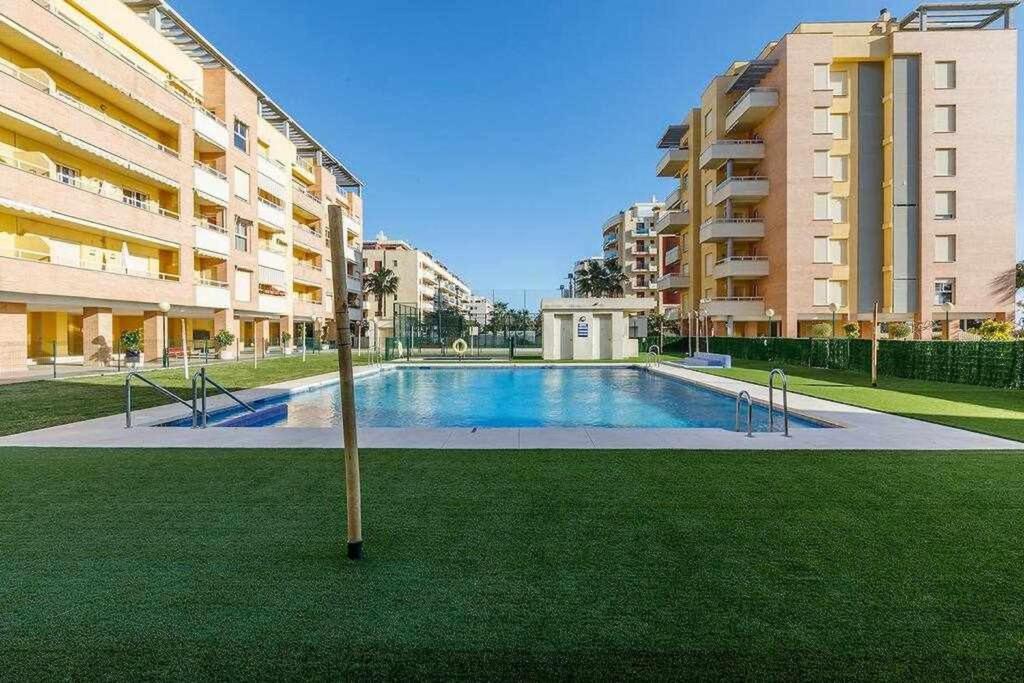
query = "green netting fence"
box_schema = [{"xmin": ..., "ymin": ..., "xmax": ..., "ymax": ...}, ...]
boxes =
[{"xmin": 707, "ymin": 337, "xmax": 1024, "ymax": 389}]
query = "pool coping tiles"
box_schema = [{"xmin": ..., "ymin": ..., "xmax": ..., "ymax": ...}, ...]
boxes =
[{"xmin": 0, "ymin": 362, "xmax": 1020, "ymax": 451}]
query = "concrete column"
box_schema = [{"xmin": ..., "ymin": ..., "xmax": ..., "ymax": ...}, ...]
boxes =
[
  {"xmin": 213, "ymin": 309, "xmax": 237, "ymax": 359},
  {"xmin": 82, "ymin": 307, "xmax": 113, "ymax": 367},
  {"xmin": 254, "ymin": 318, "xmax": 269, "ymax": 355},
  {"xmin": 279, "ymin": 314, "xmax": 294, "ymax": 351},
  {"xmin": 726, "ymin": 316, "xmax": 735, "ymax": 337},
  {"xmin": 143, "ymin": 311, "xmax": 166, "ymax": 363},
  {"xmin": 784, "ymin": 315, "xmax": 799, "ymax": 339},
  {"xmin": 0, "ymin": 303, "xmax": 28, "ymax": 374}
]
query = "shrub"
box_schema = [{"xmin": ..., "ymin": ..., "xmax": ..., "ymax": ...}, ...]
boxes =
[
  {"xmin": 809, "ymin": 322, "xmax": 833, "ymax": 339},
  {"xmin": 281, "ymin": 331, "xmax": 292, "ymax": 345},
  {"xmin": 887, "ymin": 322, "xmax": 911, "ymax": 339},
  {"xmin": 978, "ymin": 319, "xmax": 1014, "ymax": 341},
  {"xmin": 119, "ymin": 329, "xmax": 142, "ymax": 353},
  {"xmin": 213, "ymin": 329, "xmax": 236, "ymax": 350},
  {"xmin": 843, "ymin": 322, "xmax": 860, "ymax": 339}
]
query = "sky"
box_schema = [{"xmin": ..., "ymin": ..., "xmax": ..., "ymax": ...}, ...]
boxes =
[{"xmin": 172, "ymin": 0, "xmax": 1023, "ymax": 298}]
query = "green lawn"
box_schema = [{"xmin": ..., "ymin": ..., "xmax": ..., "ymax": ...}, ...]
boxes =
[
  {"xmin": 2, "ymin": 447, "xmax": 1023, "ymax": 679},
  {"xmin": 697, "ymin": 360, "xmax": 1024, "ymax": 442},
  {"xmin": 0, "ymin": 352, "xmax": 362, "ymax": 436}
]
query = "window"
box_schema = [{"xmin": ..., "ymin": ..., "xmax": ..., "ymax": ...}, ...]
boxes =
[
  {"xmin": 830, "ymin": 155, "xmax": 849, "ymax": 181},
  {"xmin": 703, "ymin": 109, "xmax": 713, "ymax": 136},
  {"xmin": 935, "ymin": 148, "xmax": 956, "ymax": 177},
  {"xmin": 234, "ymin": 217, "xmax": 251, "ymax": 252},
  {"xmin": 813, "ymin": 192, "xmax": 831, "ymax": 220},
  {"xmin": 233, "ymin": 167, "xmax": 250, "ymax": 201},
  {"xmin": 831, "ymin": 196, "xmax": 848, "ymax": 223},
  {"xmin": 934, "ymin": 105, "xmax": 956, "ymax": 133},
  {"xmin": 934, "ymin": 278, "xmax": 955, "ymax": 305},
  {"xmin": 234, "ymin": 269, "xmax": 252, "ymax": 302},
  {"xmin": 122, "ymin": 188, "xmax": 148, "ymax": 209},
  {"xmin": 829, "ymin": 280, "xmax": 848, "ymax": 307},
  {"xmin": 704, "ymin": 181, "xmax": 714, "ymax": 206},
  {"xmin": 813, "ymin": 150, "xmax": 830, "ymax": 178},
  {"xmin": 934, "ymin": 61, "xmax": 956, "ymax": 89},
  {"xmin": 813, "ymin": 63, "xmax": 830, "ymax": 90},
  {"xmin": 813, "ymin": 237, "xmax": 830, "ymax": 263},
  {"xmin": 829, "ymin": 238, "xmax": 848, "ymax": 265},
  {"xmin": 935, "ymin": 235, "xmax": 956, "ymax": 262},
  {"xmin": 830, "ymin": 71, "xmax": 848, "ymax": 96},
  {"xmin": 55, "ymin": 164, "xmax": 80, "ymax": 186},
  {"xmin": 830, "ymin": 113, "xmax": 849, "ymax": 139},
  {"xmin": 704, "ymin": 252, "xmax": 713, "ymax": 273},
  {"xmin": 813, "ymin": 107, "xmax": 830, "ymax": 134},
  {"xmin": 233, "ymin": 119, "xmax": 249, "ymax": 152},
  {"xmin": 813, "ymin": 278, "xmax": 829, "ymax": 305},
  {"xmin": 935, "ymin": 191, "xmax": 956, "ymax": 219}
]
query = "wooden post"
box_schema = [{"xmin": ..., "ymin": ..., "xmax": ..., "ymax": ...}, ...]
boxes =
[
  {"xmin": 328, "ymin": 204, "xmax": 363, "ymax": 560},
  {"xmin": 871, "ymin": 301, "xmax": 879, "ymax": 387},
  {"xmin": 181, "ymin": 318, "xmax": 189, "ymax": 379}
]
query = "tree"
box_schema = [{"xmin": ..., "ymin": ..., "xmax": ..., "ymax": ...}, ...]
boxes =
[
  {"xmin": 887, "ymin": 321, "xmax": 911, "ymax": 339},
  {"xmin": 978, "ymin": 319, "xmax": 1014, "ymax": 341},
  {"xmin": 809, "ymin": 322, "xmax": 832, "ymax": 339},
  {"xmin": 602, "ymin": 260, "xmax": 628, "ymax": 297},
  {"xmin": 363, "ymin": 268, "xmax": 399, "ymax": 318},
  {"xmin": 646, "ymin": 312, "xmax": 678, "ymax": 337},
  {"xmin": 486, "ymin": 301, "xmax": 511, "ymax": 334},
  {"xmin": 575, "ymin": 261, "xmax": 604, "ymax": 297}
]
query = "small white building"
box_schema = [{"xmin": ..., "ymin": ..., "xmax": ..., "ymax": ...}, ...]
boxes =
[{"xmin": 540, "ymin": 298, "xmax": 656, "ymax": 361}]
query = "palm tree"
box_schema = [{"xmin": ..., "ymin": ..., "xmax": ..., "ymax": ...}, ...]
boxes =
[
  {"xmin": 602, "ymin": 259, "xmax": 628, "ymax": 297},
  {"xmin": 1016, "ymin": 260, "xmax": 1024, "ymax": 291},
  {"xmin": 575, "ymin": 261, "xmax": 603, "ymax": 297},
  {"xmin": 363, "ymin": 268, "xmax": 399, "ymax": 318}
]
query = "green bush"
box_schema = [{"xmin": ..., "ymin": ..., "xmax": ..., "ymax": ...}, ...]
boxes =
[
  {"xmin": 843, "ymin": 322, "xmax": 860, "ymax": 339},
  {"xmin": 887, "ymin": 322, "xmax": 911, "ymax": 339},
  {"xmin": 978, "ymin": 319, "xmax": 1014, "ymax": 341},
  {"xmin": 213, "ymin": 329, "xmax": 235, "ymax": 350},
  {"xmin": 809, "ymin": 322, "xmax": 832, "ymax": 339},
  {"xmin": 119, "ymin": 329, "xmax": 142, "ymax": 353}
]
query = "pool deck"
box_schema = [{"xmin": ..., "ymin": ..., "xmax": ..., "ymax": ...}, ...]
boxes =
[{"xmin": 1, "ymin": 362, "xmax": 1020, "ymax": 450}]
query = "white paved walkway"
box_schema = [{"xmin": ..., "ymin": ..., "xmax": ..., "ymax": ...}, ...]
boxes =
[{"xmin": 0, "ymin": 363, "xmax": 1019, "ymax": 450}]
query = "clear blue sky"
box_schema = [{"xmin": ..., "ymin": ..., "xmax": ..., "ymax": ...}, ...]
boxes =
[{"xmin": 173, "ymin": 0, "xmax": 1023, "ymax": 296}]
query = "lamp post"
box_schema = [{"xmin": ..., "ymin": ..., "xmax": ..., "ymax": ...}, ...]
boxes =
[
  {"xmin": 765, "ymin": 308, "xmax": 775, "ymax": 338},
  {"xmin": 158, "ymin": 301, "xmax": 170, "ymax": 368},
  {"xmin": 943, "ymin": 301, "xmax": 954, "ymax": 340},
  {"xmin": 312, "ymin": 315, "xmax": 320, "ymax": 354},
  {"xmin": 829, "ymin": 302, "xmax": 839, "ymax": 338}
]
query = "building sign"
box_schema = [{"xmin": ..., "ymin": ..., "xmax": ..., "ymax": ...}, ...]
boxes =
[{"xmin": 577, "ymin": 316, "xmax": 589, "ymax": 337}]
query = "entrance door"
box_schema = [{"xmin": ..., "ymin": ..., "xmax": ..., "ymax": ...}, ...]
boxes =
[
  {"xmin": 594, "ymin": 314, "xmax": 613, "ymax": 359},
  {"xmin": 556, "ymin": 314, "xmax": 573, "ymax": 359}
]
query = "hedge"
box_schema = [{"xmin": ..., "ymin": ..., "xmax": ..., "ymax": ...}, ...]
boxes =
[{"xmin": 707, "ymin": 337, "xmax": 1024, "ymax": 389}]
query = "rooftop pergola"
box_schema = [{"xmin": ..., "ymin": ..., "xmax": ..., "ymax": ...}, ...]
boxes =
[
  {"xmin": 899, "ymin": 2, "xmax": 1019, "ymax": 30},
  {"xmin": 726, "ymin": 60, "xmax": 779, "ymax": 94},
  {"xmin": 656, "ymin": 123, "xmax": 689, "ymax": 149}
]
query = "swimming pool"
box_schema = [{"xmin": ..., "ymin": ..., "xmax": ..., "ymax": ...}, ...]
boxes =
[{"xmin": 173, "ymin": 366, "xmax": 828, "ymax": 430}]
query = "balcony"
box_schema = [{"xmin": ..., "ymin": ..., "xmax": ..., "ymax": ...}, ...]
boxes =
[
  {"xmin": 602, "ymin": 212, "xmax": 623, "ymax": 233},
  {"xmin": 292, "ymin": 183, "xmax": 323, "ymax": 218},
  {"xmin": 257, "ymin": 171, "xmax": 287, "ymax": 201},
  {"xmin": 712, "ymin": 176, "xmax": 769, "ymax": 205},
  {"xmin": 257, "ymin": 197, "xmax": 286, "ymax": 231},
  {"xmin": 630, "ymin": 262, "xmax": 658, "ymax": 274},
  {"xmin": 655, "ymin": 148, "xmax": 690, "ymax": 177},
  {"xmin": 193, "ymin": 221, "xmax": 230, "ymax": 257},
  {"xmin": 664, "ymin": 245, "xmax": 681, "ymax": 265},
  {"xmin": 699, "ymin": 140, "xmax": 765, "ymax": 170},
  {"xmin": 293, "ymin": 297, "xmax": 323, "ymax": 318},
  {"xmin": 663, "ymin": 187, "xmax": 681, "ymax": 209},
  {"xmin": 699, "ymin": 218, "xmax": 766, "ymax": 244},
  {"xmin": 657, "ymin": 272, "xmax": 691, "ymax": 291},
  {"xmin": 193, "ymin": 162, "xmax": 229, "ymax": 205},
  {"xmin": 293, "ymin": 156, "xmax": 316, "ymax": 184},
  {"xmin": 258, "ymin": 153, "xmax": 288, "ymax": 187},
  {"xmin": 654, "ymin": 208, "xmax": 691, "ymax": 235},
  {"xmin": 703, "ymin": 297, "xmax": 765, "ymax": 320},
  {"xmin": 603, "ymin": 233, "xmax": 617, "ymax": 248},
  {"xmin": 724, "ymin": 88, "xmax": 779, "ymax": 134},
  {"xmin": 347, "ymin": 276, "xmax": 362, "ymax": 294},
  {"xmin": 293, "ymin": 262, "xmax": 323, "ymax": 285},
  {"xmin": 712, "ymin": 256, "xmax": 769, "ymax": 279},
  {"xmin": 193, "ymin": 108, "xmax": 228, "ymax": 149},
  {"xmin": 341, "ymin": 212, "xmax": 361, "ymax": 237},
  {"xmin": 194, "ymin": 278, "xmax": 230, "ymax": 308},
  {"xmin": 293, "ymin": 221, "xmax": 322, "ymax": 249},
  {"xmin": 257, "ymin": 293, "xmax": 288, "ymax": 314},
  {"xmin": 257, "ymin": 247, "xmax": 287, "ymax": 271}
]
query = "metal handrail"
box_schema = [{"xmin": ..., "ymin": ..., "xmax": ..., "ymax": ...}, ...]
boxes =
[
  {"xmin": 735, "ymin": 390, "xmax": 753, "ymax": 437},
  {"xmin": 191, "ymin": 367, "xmax": 256, "ymax": 428},
  {"xmin": 768, "ymin": 368, "xmax": 790, "ymax": 436},
  {"xmin": 646, "ymin": 344, "xmax": 660, "ymax": 368},
  {"xmin": 125, "ymin": 371, "xmax": 194, "ymax": 428}
]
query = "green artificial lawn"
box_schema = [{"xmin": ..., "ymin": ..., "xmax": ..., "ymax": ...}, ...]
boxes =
[
  {"xmin": 2, "ymin": 447, "xmax": 1023, "ymax": 679},
  {"xmin": 0, "ymin": 352, "xmax": 364, "ymax": 436},
  {"xmin": 698, "ymin": 360, "xmax": 1024, "ymax": 443}
]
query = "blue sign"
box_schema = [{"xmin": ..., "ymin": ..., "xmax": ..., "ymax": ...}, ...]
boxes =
[{"xmin": 577, "ymin": 316, "xmax": 589, "ymax": 337}]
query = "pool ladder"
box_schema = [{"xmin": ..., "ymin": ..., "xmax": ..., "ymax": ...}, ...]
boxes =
[
  {"xmin": 768, "ymin": 368, "xmax": 790, "ymax": 437},
  {"xmin": 124, "ymin": 368, "xmax": 255, "ymax": 428},
  {"xmin": 645, "ymin": 344, "xmax": 660, "ymax": 370},
  {"xmin": 734, "ymin": 390, "xmax": 753, "ymax": 437}
]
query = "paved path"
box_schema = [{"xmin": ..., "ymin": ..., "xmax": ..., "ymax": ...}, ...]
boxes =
[{"xmin": 1, "ymin": 363, "xmax": 1020, "ymax": 451}]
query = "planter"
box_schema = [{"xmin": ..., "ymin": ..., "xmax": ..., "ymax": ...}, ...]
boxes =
[
  {"xmin": 217, "ymin": 349, "xmax": 236, "ymax": 360},
  {"xmin": 123, "ymin": 350, "xmax": 144, "ymax": 368}
]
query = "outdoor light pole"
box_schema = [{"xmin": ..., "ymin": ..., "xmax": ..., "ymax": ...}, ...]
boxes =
[
  {"xmin": 328, "ymin": 204, "xmax": 363, "ymax": 561},
  {"xmin": 829, "ymin": 302, "xmax": 839, "ymax": 338},
  {"xmin": 943, "ymin": 301, "xmax": 954, "ymax": 340},
  {"xmin": 766, "ymin": 308, "xmax": 775, "ymax": 338}
]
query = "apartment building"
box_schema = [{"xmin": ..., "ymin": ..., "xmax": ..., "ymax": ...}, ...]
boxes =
[
  {"xmin": 362, "ymin": 234, "xmax": 471, "ymax": 323},
  {"xmin": 601, "ymin": 200, "xmax": 663, "ymax": 303},
  {"xmin": 654, "ymin": 2, "xmax": 1017, "ymax": 339},
  {"xmin": 466, "ymin": 295, "xmax": 493, "ymax": 326},
  {"xmin": 0, "ymin": 0, "xmax": 363, "ymax": 373}
]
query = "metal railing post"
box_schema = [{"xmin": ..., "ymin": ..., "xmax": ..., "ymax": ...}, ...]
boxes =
[
  {"xmin": 52, "ymin": 340, "xmax": 57, "ymax": 378},
  {"xmin": 768, "ymin": 368, "xmax": 789, "ymax": 436},
  {"xmin": 735, "ymin": 390, "xmax": 753, "ymax": 437},
  {"xmin": 125, "ymin": 374, "xmax": 132, "ymax": 428}
]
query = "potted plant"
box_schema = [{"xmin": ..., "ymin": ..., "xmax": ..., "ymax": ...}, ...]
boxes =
[
  {"xmin": 120, "ymin": 329, "xmax": 143, "ymax": 367},
  {"xmin": 809, "ymin": 322, "xmax": 832, "ymax": 339},
  {"xmin": 887, "ymin": 321, "xmax": 911, "ymax": 340},
  {"xmin": 281, "ymin": 331, "xmax": 293, "ymax": 354},
  {"xmin": 842, "ymin": 322, "xmax": 860, "ymax": 339},
  {"xmin": 214, "ymin": 328, "xmax": 236, "ymax": 360}
]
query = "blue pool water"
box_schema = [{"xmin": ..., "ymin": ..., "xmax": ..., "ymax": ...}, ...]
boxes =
[{"xmin": 182, "ymin": 367, "xmax": 827, "ymax": 430}]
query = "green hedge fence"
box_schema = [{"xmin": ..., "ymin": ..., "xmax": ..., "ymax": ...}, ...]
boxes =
[{"xmin": 707, "ymin": 337, "xmax": 1024, "ymax": 389}]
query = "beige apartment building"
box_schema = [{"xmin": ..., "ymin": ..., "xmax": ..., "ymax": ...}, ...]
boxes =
[
  {"xmin": 0, "ymin": 0, "xmax": 364, "ymax": 373},
  {"xmin": 362, "ymin": 234, "xmax": 471, "ymax": 329},
  {"xmin": 655, "ymin": 3, "xmax": 1017, "ymax": 339},
  {"xmin": 601, "ymin": 200, "xmax": 663, "ymax": 304}
]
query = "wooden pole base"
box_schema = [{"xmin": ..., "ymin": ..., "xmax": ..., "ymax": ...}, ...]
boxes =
[{"xmin": 347, "ymin": 541, "xmax": 364, "ymax": 560}]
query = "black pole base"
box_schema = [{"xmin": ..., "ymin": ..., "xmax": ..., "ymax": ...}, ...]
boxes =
[{"xmin": 347, "ymin": 541, "xmax": 364, "ymax": 560}]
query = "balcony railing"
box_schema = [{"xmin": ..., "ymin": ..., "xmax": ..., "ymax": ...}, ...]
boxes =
[
  {"xmin": 194, "ymin": 160, "xmax": 227, "ymax": 180},
  {"xmin": 699, "ymin": 217, "xmax": 765, "ymax": 243},
  {"xmin": 712, "ymin": 176, "xmax": 769, "ymax": 205},
  {"xmin": 665, "ymin": 245, "xmax": 680, "ymax": 265},
  {"xmin": 703, "ymin": 297, "xmax": 766, "ymax": 319},
  {"xmin": 712, "ymin": 256, "xmax": 770, "ymax": 279},
  {"xmin": 194, "ymin": 277, "xmax": 229, "ymax": 288},
  {"xmin": 725, "ymin": 87, "xmax": 779, "ymax": 134},
  {"xmin": 0, "ymin": 246, "xmax": 179, "ymax": 281},
  {"xmin": 0, "ymin": 145, "xmax": 179, "ymax": 217},
  {"xmin": 655, "ymin": 147, "xmax": 690, "ymax": 177},
  {"xmin": 193, "ymin": 218, "xmax": 228, "ymax": 234},
  {"xmin": 699, "ymin": 139, "xmax": 766, "ymax": 170}
]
